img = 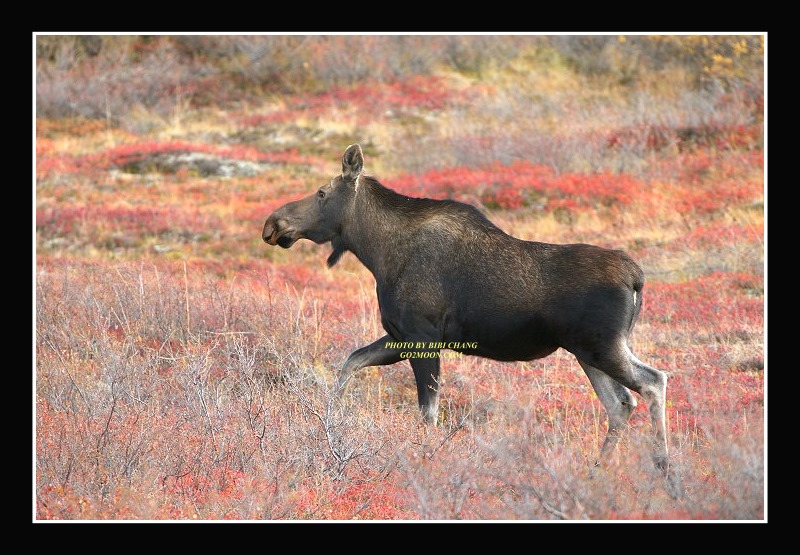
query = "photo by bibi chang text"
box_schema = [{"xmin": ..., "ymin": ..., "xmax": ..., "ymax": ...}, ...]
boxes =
[
  {"xmin": 384, "ymin": 341, "xmax": 478, "ymax": 350},
  {"xmin": 384, "ymin": 341, "xmax": 478, "ymax": 358}
]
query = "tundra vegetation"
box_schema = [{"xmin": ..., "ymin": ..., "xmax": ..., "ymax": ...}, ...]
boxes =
[{"xmin": 35, "ymin": 35, "xmax": 765, "ymax": 520}]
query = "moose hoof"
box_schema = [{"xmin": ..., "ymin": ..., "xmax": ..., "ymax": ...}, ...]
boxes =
[
  {"xmin": 335, "ymin": 374, "xmax": 352, "ymax": 398},
  {"xmin": 653, "ymin": 455, "xmax": 669, "ymax": 475},
  {"xmin": 588, "ymin": 460, "xmax": 609, "ymax": 480},
  {"xmin": 422, "ymin": 411, "xmax": 439, "ymax": 426},
  {"xmin": 664, "ymin": 467, "xmax": 685, "ymax": 500}
]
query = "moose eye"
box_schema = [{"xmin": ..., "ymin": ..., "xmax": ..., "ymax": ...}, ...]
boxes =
[{"xmin": 317, "ymin": 189, "xmax": 326, "ymax": 199}]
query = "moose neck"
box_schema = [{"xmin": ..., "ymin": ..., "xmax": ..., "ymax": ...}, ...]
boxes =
[{"xmin": 341, "ymin": 178, "xmax": 414, "ymax": 283}]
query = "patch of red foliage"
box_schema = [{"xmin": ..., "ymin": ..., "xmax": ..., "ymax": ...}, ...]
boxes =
[
  {"xmin": 643, "ymin": 271, "xmax": 762, "ymax": 329},
  {"xmin": 36, "ymin": 204, "xmax": 223, "ymax": 241},
  {"xmin": 648, "ymin": 150, "xmax": 763, "ymax": 185},
  {"xmin": 638, "ymin": 271, "xmax": 763, "ymax": 431},
  {"xmin": 678, "ymin": 222, "xmax": 764, "ymax": 251},
  {"xmin": 666, "ymin": 180, "xmax": 762, "ymax": 215},
  {"xmin": 162, "ymin": 468, "xmax": 247, "ymax": 506},
  {"xmin": 239, "ymin": 76, "xmax": 463, "ymax": 127},
  {"xmin": 606, "ymin": 123, "xmax": 761, "ymax": 152},
  {"xmin": 293, "ymin": 478, "xmax": 415, "ymax": 520},
  {"xmin": 384, "ymin": 161, "xmax": 646, "ymax": 211}
]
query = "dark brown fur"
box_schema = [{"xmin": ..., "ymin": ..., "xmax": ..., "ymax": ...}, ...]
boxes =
[{"xmin": 263, "ymin": 144, "xmax": 676, "ymax": 493}]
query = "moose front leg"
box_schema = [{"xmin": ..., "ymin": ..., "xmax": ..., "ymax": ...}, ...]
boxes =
[
  {"xmin": 337, "ymin": 335, "xmax": 404, "ymax": 395},
  {"xmin": 409, "ymin": 356, "xmax": 441, "ymax": 424}
]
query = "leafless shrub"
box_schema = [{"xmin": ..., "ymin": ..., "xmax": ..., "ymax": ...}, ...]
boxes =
[
  {"xmin": 35, "ymin": 260, "xmax": 405, "ymax": 518},
  {"xmin": 36, "ymin": 36, "xmax": 210, "ymax": 130}
]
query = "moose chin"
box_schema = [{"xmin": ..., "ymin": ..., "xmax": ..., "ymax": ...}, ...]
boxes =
[{"xmin": 263, "ymin": 144, "xmax": 679, "ymax": 497}]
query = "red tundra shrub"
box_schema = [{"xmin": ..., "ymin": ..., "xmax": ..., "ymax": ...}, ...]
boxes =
[
  {"xmin": 239, "ymin": 75, "xmax": 462, "ymax": 128},
  {"xmin": 293, "ymin": 478, "xmax": 415, "ymax": 520},
  {"xmin": 643, "ymin": 271, "xmax": 762, "ymax": 329},
  {"xmin": 384, "ymin": 161, "xmax": 645, "ymax": 212},
  {"xmin": 606, "ymin": 123, "xmax": 761, "ymax": 153}
]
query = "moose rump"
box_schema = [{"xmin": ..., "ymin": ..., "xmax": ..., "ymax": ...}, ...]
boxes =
[{"xmin": 263, "ymin": 144, "xmax": 673, "ymax": 489}]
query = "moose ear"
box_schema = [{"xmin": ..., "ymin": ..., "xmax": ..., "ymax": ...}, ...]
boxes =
[{"xmin": 341, "ymin": 144, "xmax": 364, "ymax": 182}]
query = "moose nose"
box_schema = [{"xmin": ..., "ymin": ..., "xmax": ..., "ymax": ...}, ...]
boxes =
[{"xmin": 262, "ymin": 219, "xmax": 277, "ymax": 244}]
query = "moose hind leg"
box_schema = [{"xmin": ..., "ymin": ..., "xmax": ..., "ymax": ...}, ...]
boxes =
[
  {"xmin": 630, "ymin": 352, "xmax": 669, "ymax": 473},
  {"xmin": 578, "ymin": 359, "xmax": 637, "ymax": 466},
  {"xmin": 595, "ymin": 345, "xmax": 669, "ymax": 474},
  {"xmin": 410, "ymin": 356, "xmax": 441, "ymax": 424}
]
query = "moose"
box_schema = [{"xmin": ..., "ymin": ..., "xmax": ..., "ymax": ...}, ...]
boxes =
[{"xmin": 263, "ymin": 144, "xmax": 671, "ymax": 479}]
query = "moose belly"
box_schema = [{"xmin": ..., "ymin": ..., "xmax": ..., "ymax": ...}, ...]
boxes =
[
  {"xmin": 445, "ymin": 312, "xmax": 560, "ymax": 362},
  {"xmin": 378, "ymin": 284, "xmax": 562, "ymax": 362}
]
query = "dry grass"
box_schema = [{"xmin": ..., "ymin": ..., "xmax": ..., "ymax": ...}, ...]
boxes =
[{"xmin": 35, "ymin": 245, "xmax": 764, "ymax": 520}]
